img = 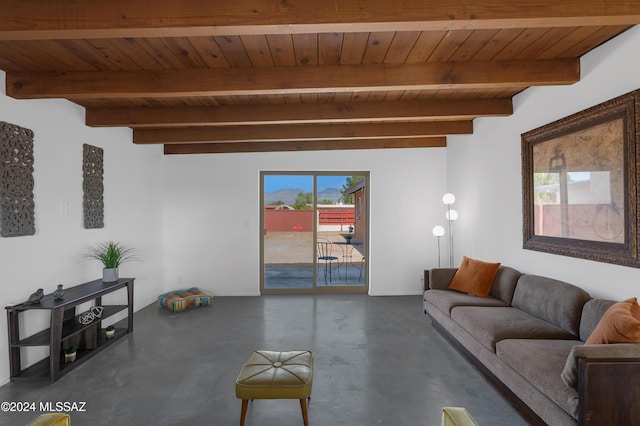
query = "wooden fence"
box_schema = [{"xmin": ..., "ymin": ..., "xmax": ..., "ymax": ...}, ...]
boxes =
[{"xmin": 264, "ymin": 207, "xmax": 354, "ymax": 231}]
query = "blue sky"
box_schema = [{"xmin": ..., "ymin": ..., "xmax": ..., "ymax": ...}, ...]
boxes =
[{"xmin": 264, "ymin": 175, "xmax": 353, "ymax": 193}]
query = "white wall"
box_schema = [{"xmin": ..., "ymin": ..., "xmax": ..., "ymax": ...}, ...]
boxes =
[
  {"xmin": 163, "ymin": 149, "xmax": 447, "ymax": 296},
  {"xmin": 0, "ymin": 72, "xmax": 165, "ymax": 384},
  {"xmin": 446, "ymin": 26, "xmax": 640, "ymax": 301},
  {"xmin": 6, "ymin": 23, "xmax": 637, "ymax": 385}
]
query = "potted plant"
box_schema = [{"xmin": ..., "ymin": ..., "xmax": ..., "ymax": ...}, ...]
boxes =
[
  {"xmin": 84, "ymin": 241, "xmax": 138, "ymax": 283},
  {"xmin": 105, "ymin": 325, "xmax": 115, "ymax": 339},
  {"xmin": 64, "ymin": 346, "xmax": 76, "ymax": 363}
]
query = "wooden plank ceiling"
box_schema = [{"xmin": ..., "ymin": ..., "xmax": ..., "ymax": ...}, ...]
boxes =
[{"xmin": 1, "ymin": 1, "xmax": 639, "ymax": 154}]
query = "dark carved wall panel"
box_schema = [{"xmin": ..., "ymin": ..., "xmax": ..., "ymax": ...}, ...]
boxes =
[
  {"xmin": 83, "ymin": 144, "xmax": 104, "ymax": 229},
  {"xmin": 0, "ymin": 121, "xmax": 35, "ymax": 237}
]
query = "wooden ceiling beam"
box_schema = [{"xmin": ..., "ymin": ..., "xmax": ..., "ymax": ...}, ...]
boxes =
[
  {"xmin": 7, "ymin": 60, "xmax": 578, "ymax": 99},
  {"xmin": 1, "ymin": 1, "xmax": 640, "ymax": 40},
  {"xmin": 86, "ymin": 98, "xmax": 513, "ymax": 128},
  {"xmin": 163, "ymin": 137, "xmax": 447, "ymax": 155},
  {"xmin": 133, "ymin": 121, "xmax": 472, "ymax": 144}
]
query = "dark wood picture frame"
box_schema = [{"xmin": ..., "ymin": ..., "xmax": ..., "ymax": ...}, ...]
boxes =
[{"xmin": 522, "ymin": 89, "xmax": 640, "ymax": 267}]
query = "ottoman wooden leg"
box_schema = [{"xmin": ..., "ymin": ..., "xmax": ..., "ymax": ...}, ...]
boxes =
[
  {"xmin": 300, "ymin": 398, "xmax": 309, "ymax": 426},
  {"xmin": 239, "ymin": 399, "xmax": 249, "ymax": 426}
]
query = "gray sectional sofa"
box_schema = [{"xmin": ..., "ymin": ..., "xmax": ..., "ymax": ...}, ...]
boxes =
[{"xmin": 423, "ymin": 266, "xmax": 640, "ymax": 426}]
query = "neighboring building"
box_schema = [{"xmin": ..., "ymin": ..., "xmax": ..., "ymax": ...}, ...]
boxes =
[{"xmin": 343, "ymin": 178, "xmax": 366, "ymax": 243}]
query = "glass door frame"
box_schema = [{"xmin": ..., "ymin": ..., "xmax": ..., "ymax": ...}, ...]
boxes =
[{"xmin": 260, "ymin": 171, "xmax": 369, "ymax": 295}]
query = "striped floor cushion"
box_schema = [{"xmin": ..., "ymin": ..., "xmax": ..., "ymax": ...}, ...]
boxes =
[{"xmin": 158, "ymin": 287, "xmax": 212, "ymax": 312}]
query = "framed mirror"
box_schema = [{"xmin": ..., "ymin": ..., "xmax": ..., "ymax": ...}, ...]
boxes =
[{"xmin": 522, "ymin": 89, "xmax": 640, "ymax": 267}]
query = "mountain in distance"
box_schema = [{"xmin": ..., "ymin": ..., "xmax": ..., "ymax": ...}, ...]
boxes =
[
  {"xmin": 265, "ymin": 187, "xmax": 343, "ymax": 205},
  {"xmin": 264, "ymin": 188, "xmax": 305, "ymax": 205},
  {"xmin": 317, "ymin": 187, "xmax": 342, "ymax": 203}
]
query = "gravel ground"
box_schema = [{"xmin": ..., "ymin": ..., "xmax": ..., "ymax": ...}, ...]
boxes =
[{"xmin": 264, "ymin": 231, "xmax": 364, "ymax": 264}]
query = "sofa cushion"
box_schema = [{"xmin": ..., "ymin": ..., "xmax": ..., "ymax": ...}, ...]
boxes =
[
  {"xmin": 451, "ymin": 306, "xmax": 577, "ymax": 351},
  {"xmin": 579, "ymin": 299, "xmax": 616, "ymax": 342},
  {"xmin": 424, "ymin": 289, "xmax": 508, "ymax": 317},
  {"xmin": 511, "ymin": 275, "xmax": 591, "ymax": 337},
  {"xmin": 585, "ymin": 297, "xmax": 640, "ymax": 344},
  {"xmin": 428, "ymin": 266, "xmax": 520, "ymax": 304},
  {"xmin": 496, "ymin": 339, "xmax": 579, "ymax": 419},
  {"xmin": 488, "ymin": 266, "xmax": 522, "ymax": 305},
  {"xmin": 448, "ymin": 256, "xmax": 501, "ymax": 297},
  {"xmin": 560, "ymin": 345, "xmax": 581, "ymax": 390}
]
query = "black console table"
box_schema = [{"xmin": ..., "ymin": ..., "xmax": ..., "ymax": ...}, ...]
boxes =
[{"xmin": 5, "ymin": 278, "xmax": 134, "ymax": 382}]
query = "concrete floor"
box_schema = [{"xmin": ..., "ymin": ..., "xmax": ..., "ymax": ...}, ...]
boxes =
[{"xmin": 0, "ymin": 295, "xmax": 526, "ymax": 426}]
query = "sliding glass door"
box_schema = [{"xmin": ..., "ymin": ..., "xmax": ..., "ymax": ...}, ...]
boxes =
[
  {"xmin": 261, "ymin": 172, "xmax": 368, "ymax": 294},
  {"xmin": 262, "ymin": 174, "xmax": 315, "ymax": 290}
]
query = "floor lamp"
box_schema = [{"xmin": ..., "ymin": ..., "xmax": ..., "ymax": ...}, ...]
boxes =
[
  {"xmin": 432, "ymin": 225, "xmax": 445, "ymax": 267},
  {"xmin": 442, "ymin": 193, "xmax": 458, "ymax": 267}
]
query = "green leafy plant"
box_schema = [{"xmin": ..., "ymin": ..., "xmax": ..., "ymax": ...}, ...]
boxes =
[
  {"xmin": 106, "ymin": 325, "xmax": 115, "ymax": 332},
  {"xmin": 65, "ymin": 346, "xmax": 76, "ymax": 354},
  {"xmin": 84, "ymin": 241, "xmax": 139, "ymax": 268}
]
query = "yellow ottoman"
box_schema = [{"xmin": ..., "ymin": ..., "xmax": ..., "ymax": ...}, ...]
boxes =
[
  {"xmin": 235, "ymin": 350, "xmax": 313, "ymax": 426},
  {"xmin": 442, "ymin": 407, "xmax": 478, "ymax": 426},
  {"xmin": 27, "ymin": 413, "xmax": 71, "ymax": 426}
]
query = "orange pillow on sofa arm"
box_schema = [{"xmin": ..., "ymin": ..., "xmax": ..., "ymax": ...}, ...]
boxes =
[
  {"xmin": 585, "ymin": 297, "xmax": 640, "ymax": 344},
  {"xmin": 447, "ymin": 256, "xmax": 501, "ymax": 298}
]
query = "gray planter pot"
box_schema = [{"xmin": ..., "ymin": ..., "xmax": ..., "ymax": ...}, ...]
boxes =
[{"xmin": 103, "ymin": 268, "xmax": 119, "ymax": 283}]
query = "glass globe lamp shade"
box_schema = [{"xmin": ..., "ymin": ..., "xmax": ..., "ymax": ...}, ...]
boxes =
[
  {"xmin": 432, "ymin": 225, "xmax": 445, "ymax": 237},
  {"xmin": 442, "ymin": 193, "xmax": 456, "ymax": 205},
  {"xmin": 445, "ymin": 209, "xmax": 459, "ymax": 221}
]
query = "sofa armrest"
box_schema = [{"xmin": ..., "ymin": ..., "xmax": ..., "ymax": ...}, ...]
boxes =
[
  {"xmin": 425, "ymin": 268, "xmax": 457, "ymax": 291},
  {"xmin": 578, "ymin": 354, "xmax": 640, "ymax": 425},
  {"xmin": 562, "ymin": 343, "xmax": 640, "ymax": 389},
  {"xmin": 574, "ymin": 343, "xmax": 640, "ymax": 359}
]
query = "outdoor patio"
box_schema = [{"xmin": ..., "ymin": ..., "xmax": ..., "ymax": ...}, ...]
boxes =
[{"xmin": 264, "ymin": 231, "xmax": 365, "ymax": 288}]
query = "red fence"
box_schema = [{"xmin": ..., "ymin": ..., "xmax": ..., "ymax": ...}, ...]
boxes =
[
  {"xmin": 264, "ymin": 207, "xmax": 354, "ymax": 231},
  {"xmin": 318, "ymin": 207, "xmax": 355, "ymax": 225},
  {"xmin": 534, "ymin": 203, "xmax": 623, "ymax": 243},
  {"xmin": 264, "ymin": 210, "xmax": 313, "ymax": 231}
]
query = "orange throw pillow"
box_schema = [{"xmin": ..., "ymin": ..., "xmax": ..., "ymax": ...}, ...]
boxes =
[
  {"xmin": 585, "ymin": 298, "xmax": 640, "ymax": 344},
  {"xmin": 448, "ymin": 256, "xmax": 501, "ymax": 298}
]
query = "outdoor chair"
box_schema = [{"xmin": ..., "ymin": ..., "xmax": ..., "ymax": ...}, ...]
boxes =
[{"xmin": 317, "ymin": 238, "xmax": 339, "ymax": 284}]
